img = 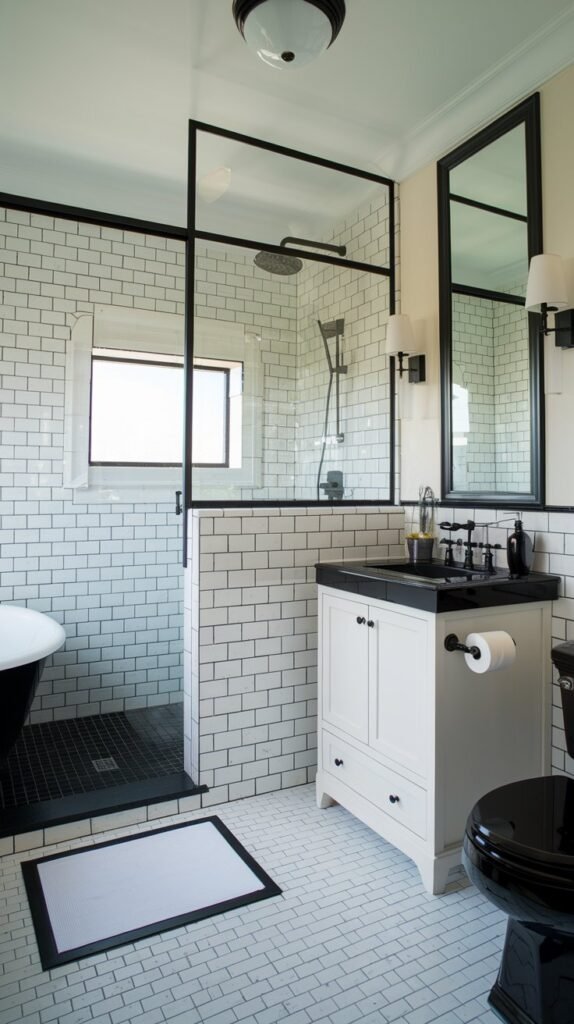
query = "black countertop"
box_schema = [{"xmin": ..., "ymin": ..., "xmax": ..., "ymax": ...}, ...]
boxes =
[{"xmin": 315, "ymin": 559, "xmax": 560, "ymax": 613}]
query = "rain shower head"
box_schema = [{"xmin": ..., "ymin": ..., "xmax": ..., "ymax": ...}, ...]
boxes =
[
  {"xmin": 253, "ymin": 250, "xmax": 303, "ymax": 276},
  {"xmin": 254, "ymin": 236, "xmax": 347, "ymax": 276}
]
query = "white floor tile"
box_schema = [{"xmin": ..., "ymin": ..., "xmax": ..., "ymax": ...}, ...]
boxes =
[{"xmin": 0, "ymin": 785, "xmax": 504, "ymax": 1023}]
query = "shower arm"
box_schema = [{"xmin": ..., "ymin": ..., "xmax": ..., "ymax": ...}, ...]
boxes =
[{"xmin": 280, "ymin": 236, "xmax": 347, "ymax": 258}]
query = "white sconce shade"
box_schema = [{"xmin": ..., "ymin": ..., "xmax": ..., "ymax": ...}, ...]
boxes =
[
  {"xmin": 385, "ymin": 313, "xmax": 416, "ymax": 356},
  {"xmin": 525, "ymin": 254, "xmax": 568, "ymax": 312},
  {"xmin": 233, "ymin": 0, "xmax": 346, "ymax": 71}
]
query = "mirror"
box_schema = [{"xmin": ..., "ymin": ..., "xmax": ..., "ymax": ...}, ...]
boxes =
[{"xmin": 438, "ymin": 95, "xmax": 543, "ymax": 505}]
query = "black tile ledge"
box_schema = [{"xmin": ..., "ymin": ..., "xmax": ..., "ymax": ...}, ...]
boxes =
[{"xmin": 0, "ymin": 773, "xmax": 207, "ymax": 840}]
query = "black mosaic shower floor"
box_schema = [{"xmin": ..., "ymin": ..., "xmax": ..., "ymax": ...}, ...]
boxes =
[{"xmin": 0, "ymin": 705, "xmax": 184, "ymax": 810}]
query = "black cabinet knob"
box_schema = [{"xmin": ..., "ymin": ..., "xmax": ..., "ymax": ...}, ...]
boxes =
[
  {"xmin": 356, "ymin": 616, "xmax": 366, "ymax": 625},
  {"xmin": 367, "ymin": 620, "xmax": 374, "ymax": 628},
  {"xmin": 389, "ymin": 794, "xmax": 400, "ymax": 804},
  {"xmin": 334, "ymin": 758, "xmax": 344, "ymax": 767}
]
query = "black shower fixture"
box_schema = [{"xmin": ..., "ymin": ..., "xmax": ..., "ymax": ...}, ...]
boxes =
[
  {"xmin": 316, "ymin": 317, "xmax": 346, "ymax": 501},
  {"xmin": 254, "ymin": 236, "xmax": 347, "ymax": 276},
  {"xmin": 232, "ymin": 0, "xmax": 346, "ymax": 70}
]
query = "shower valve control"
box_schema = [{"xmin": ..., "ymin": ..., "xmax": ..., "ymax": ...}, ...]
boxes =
[{"xmin": 559, "ymin": 675, "xmax": 574, "ymax": 691}]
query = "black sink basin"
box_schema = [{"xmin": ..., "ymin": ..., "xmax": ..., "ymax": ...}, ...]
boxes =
[
  {"xmin": 368, "ymin": 561, "xmax": 485, "ymax": 580},
  {"xmin": 315, "ymin": 558, "xmax": 561, "ymax": 613}
]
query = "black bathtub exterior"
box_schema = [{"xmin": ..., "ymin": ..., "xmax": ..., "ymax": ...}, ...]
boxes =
[{"xmin": 1, "ymin": 658, "xmax": 46, "ymax": 762}]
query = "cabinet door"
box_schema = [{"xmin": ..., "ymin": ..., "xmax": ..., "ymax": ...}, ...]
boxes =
[
  {"xmin": 321, "ymin": 591, "xmax": 369, "ymax": 743},
  {"xmin": 368, "ymin": 605, "xmax": 430, "ymax": 778}
]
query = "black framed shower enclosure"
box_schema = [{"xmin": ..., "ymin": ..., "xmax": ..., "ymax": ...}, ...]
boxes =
[{"xmin": 184, "ymin": 119, "xmax": 397, "ymax": 533}]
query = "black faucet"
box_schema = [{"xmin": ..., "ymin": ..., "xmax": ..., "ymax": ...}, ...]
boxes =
[
  {"xmin": 478, "ymin": 541, "xmax": 503, "ymax": 574},
  {"xmin": 439, "ymin": 520, "xmax": 476, "ymax": 568},
  {"xmin": 462, "ymin": 520, "xmax": 476, "ymax": 569},
  {"xmin": 440, "ymin": 538, "xmax": 456, "ymax": 567}
]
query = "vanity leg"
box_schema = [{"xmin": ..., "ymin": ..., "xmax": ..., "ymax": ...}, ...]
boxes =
[
  {"xmin": 418, "ymin": 852, "xmax": 464, "ymax": 895},
  {"xmin": 316, "ymin": 776, "xmax": 335, "ymax": 809}
]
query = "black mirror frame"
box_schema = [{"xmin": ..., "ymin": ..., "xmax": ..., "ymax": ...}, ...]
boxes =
[{"xmin": 437, "ymin": 93, "xmax": 543, "ymax": 508}]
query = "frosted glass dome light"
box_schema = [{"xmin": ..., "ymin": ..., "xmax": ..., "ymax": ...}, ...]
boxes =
[{"xmin": 232, "ymin": 0, "xmax": 346, "ymax": 70}]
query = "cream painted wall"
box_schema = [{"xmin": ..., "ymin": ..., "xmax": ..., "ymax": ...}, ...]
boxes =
[
  {"xmin": 398, "ymin": 164, "xmax": 441, "ymax": 500},
  {"xmin": 399, "ymin": 63, "xmax": 574, "ymax": 506},
  {"xmin": 540, "ymin": 64, "xmax": 574, "ymax": 506}
]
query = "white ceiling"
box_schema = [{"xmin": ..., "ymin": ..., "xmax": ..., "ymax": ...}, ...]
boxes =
[{"xmin": 1, "ymin": 0, "xmax": 574, "ymax": 227}]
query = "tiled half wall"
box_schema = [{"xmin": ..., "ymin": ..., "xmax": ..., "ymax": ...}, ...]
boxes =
[{"xmin": 184, "ymin": 506, "xmax": 405, "ymax": 804}]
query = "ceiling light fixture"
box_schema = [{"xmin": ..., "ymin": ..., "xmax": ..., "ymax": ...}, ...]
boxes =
[{"xmin": 232, "ymin": 0, "xmax": 346, "ymax": 70}]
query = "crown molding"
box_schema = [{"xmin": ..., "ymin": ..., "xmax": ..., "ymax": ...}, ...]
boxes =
[{"xmin": 380, "ymin": 6, "xmax": 574, "ymax": 182}]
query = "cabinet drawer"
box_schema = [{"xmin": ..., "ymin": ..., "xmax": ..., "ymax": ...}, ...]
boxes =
[{"xmin": 322, "ymin": 730, "xmax": 427, "ymax": 839}]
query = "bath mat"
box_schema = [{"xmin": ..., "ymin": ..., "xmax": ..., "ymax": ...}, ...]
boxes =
[{"xmin": 22, "ymin": 816, "xmax": 281, "ymax": 969}]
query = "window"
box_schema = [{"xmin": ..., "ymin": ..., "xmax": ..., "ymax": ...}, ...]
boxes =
[
  {"xmin": 192, "ymin": 357, "xmax": 243, "ymax": 468},
  {"xmin": 90, "ymin": 349, "xmax": 184, "ymax": 466},
  {"xmin": 89, "ymin": 349, "xmax": 236, "ymax": 468},
  {"xmin": 65, "ymin": 307, "xmax": 261, "ymax": 500}
]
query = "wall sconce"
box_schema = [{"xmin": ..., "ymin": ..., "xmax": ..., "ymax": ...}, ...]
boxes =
[
  {"xmin": 525, "ymin": 253, "xmax": 574, "ymax": 348},
  {"xmin": 385, "ymin": 314, "xmax": 426, "ymax": 383}
]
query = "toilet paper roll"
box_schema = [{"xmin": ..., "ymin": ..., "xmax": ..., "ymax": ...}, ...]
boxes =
[{"xmin": 464, "ymin": 631, "xmax": 516, "ymax": 674}]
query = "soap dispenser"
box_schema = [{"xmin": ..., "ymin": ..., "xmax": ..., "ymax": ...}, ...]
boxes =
[{"xmin": 507, "ymin": 518, "xmax": 533, "ymax": 577}]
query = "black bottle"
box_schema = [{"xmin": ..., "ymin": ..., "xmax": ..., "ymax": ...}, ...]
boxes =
[{"xmin": 507, "ymin": 519, "xmax": 533, "ymax": 577}]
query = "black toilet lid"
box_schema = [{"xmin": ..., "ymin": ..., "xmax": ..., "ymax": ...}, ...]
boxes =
[{"xmin": 467, "ymin": 776, "xmax": 574, "ymax": 871}]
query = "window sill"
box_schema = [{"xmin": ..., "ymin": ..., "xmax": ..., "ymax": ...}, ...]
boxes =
[{"xmin": 67, "ymin": 466, "xmax": 181, "ymax": 505}]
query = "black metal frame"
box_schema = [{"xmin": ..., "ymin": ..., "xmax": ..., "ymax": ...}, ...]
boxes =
[
  {"xmin": 437, "ymin": 93, "xmax": 544, "ymax": 509},
  {"xmin": 186, "ymin": 119, "xmax": 397, "ymax": 523},
  {"xmin": 0, "ymin": 191, "xmax": 186, "ymax": 239}
]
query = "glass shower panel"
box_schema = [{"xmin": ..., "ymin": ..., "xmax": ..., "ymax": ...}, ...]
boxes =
[
  {"xmin": 191, "ymin": 240, "xmax": 391, "ymax": 504},
  {"xmin": 295, "ymin": 261, "xmax": 391, "ymax": 503},
  {"xmin": 195, "ymin": 130, "xmax": 390, "ymax": 271}
]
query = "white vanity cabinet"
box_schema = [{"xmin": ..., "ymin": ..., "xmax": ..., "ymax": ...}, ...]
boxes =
[{"xmin": 316, "ymin": 584, "xmax": 552, "ymax": 893}]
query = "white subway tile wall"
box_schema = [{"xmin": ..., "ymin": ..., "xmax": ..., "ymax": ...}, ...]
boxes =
[
  {"xmin": 0, "ymin": 207, "xmax": 185, "ymax": 720},
  {"xmin": 184, "ymin": 506, "xmax": 405, "ymax": 802},
  {"xmin": 492, "ymin": 300, "xmax": 530, "ymax": 491},
  {"xmin": 295, "ymin": 212, "xmax": 392, "ymax": 499},
  {"xmin": 195, "ymin": 185, "xmax": 394, "ymax": 505},
  {"xmin": 438, "ymin": 507, "xmax": 574, "ymax": 781},
  {"xmin": 194, "ymin": 242, "xmax": 298, "ymax": 501},
  {"xmin": 0, "ymin": 192, "xmax": 396, "ymax": 729},
  {"xmin": 452, "ymin": 294, "xmax": 530, "ymax": 492}
]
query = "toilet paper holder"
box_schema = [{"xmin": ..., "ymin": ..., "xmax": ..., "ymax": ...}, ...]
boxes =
[{"xmin": 444, "ymin": 633, "xmax": 481, "ymax": 660}]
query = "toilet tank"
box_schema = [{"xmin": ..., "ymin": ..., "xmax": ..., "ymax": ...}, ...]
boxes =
[{"xmin": 552, "ymin": 642, "xmax": 574, "ymax": 758}]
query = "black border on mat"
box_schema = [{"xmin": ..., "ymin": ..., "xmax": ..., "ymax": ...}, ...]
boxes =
[{"xmin": 22, "ymin": 815, "xmax": 282, "ymax": 971}]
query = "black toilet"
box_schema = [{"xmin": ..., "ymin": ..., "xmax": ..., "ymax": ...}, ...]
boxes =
[{"xmin": 463, "ymin": 642, "xmax": 574, "ymax": 1024}]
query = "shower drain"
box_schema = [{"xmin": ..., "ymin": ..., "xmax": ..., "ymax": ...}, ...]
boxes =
[{"xmin": 91, "ymin": 757, "xmax": 119, "ymax": 773}]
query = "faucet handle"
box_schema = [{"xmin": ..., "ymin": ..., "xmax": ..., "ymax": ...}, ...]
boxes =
[{"xmin": 440, "ymin": 537, "xmax": 455, "ymax": 567}]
